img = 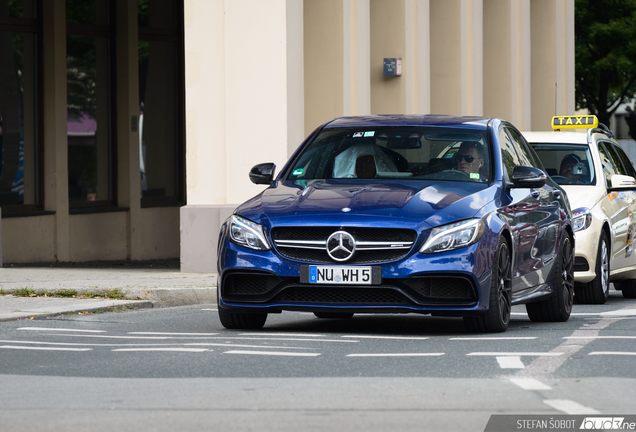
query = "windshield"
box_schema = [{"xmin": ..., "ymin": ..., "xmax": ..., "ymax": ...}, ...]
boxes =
[
  {"xmin": 286, "ymin": 126, "xmax": 490, "ymax": 183},
  {"xmin": 529, "ymin": 143, "xmax": 596, "ymax": 186}
]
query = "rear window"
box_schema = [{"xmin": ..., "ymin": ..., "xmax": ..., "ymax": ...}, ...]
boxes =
[
  {"xmin": 286, "ymin": 127, "xmax": 490, "ymax": 183},
  {"xmin": 529, "ymin": 143, "xmax": 596, "ymax": 186}
]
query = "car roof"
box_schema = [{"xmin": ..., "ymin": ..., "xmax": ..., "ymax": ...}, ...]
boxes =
[
  {"xmin": 324, "ymin": 115, "xmax": 492, "ymax": 129},
  {"xmin": 522, "ymin": 131, "xmax": 589, "ymax": 144}
]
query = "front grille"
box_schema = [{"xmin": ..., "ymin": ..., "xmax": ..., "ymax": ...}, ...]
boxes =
[
  {"xmin": 404, "ymin": 277, "xmax": 476, "ymax": 300},
  {"xmin": 278, "ymin": 248, "xmax": 410, "ymax": 265},
  {"xmin": 273, "ymin": 286, "xmax": 410, "ymax": 305},
  {"xmin": 272, "ymin": 226, "xmax": 419, "ymax": 264},
  {"xmin": 574, "ymin": 257, "xmax": 589, "ymax": 272},
  {"xmin": 221, "ymin": 271, "xmax": 476, "ymax": 307}
]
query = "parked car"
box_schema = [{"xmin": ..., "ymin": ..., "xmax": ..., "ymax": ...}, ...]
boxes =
[
  {"xmin": 525, "ymin": 115, "xmax": 636, "ymax": 303},
  {"xmin": 217, "ymin": 115, "xmax": 574, "ymax": 333}
]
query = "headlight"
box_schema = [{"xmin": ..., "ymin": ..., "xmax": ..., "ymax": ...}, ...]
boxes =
[
  {"xmin": 420, "ymin": 219, "xmax": 485, "ymax": 254},
  {"xmin": 572, "ymin": 207, "xmax": 592, "ymax": 232},
  {"xmin": 227, "ymin": 215, "xmax": 271, "ymax": 251}
]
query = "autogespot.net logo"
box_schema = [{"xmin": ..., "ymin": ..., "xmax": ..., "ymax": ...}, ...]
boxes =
[{"xmin": 580, "ymin": 417, "xmax": 634, "ymax": 430}]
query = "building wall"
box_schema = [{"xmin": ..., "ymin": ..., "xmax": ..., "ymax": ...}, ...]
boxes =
[
  {"xmin": 1, "ymin": 0, "xmax": 576, "ymax": 268},
  {"xmin": 1, "ymin": 0, "xmax": 182, "ymax": 264}
]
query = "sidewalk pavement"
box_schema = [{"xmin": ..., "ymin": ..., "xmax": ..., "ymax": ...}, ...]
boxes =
[{"xmin": 0, "ymin": 263, "xmax": 217, "ymax": 322}]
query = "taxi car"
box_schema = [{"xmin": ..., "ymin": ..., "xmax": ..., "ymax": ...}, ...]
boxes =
[
  {"xmin": 525, "ymin": 115, "xmax": 636, "ymax": 304},
  {"xmin": 217, "ymin": 115, "xmax": 574, "ymax": 333}
]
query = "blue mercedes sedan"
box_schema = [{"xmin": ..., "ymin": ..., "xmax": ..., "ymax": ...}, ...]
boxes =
[{"xmin": 217, "ymin": 115, "xmax": 574, "ymax": 332}]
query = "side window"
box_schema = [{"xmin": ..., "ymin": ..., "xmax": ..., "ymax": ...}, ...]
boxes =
[
  {"xmin": 610, "ymin": 144, "xmax": 636, "ymax": 178},
  {"xmin": 598, "ymin": 143, "xmax": 619, "ymax": 188},
  {"xmin": 499, "ymin": 128, "xmax": 522, "ymax": 181},
  {"xmin": 506, "ymin": 127, "xmax": 537, "ymax": 167}
]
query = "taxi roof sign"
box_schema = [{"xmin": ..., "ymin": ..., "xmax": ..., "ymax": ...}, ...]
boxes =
[{"xmin": 552, "ymin": 115, "xmax": 598, "ymax": 130}]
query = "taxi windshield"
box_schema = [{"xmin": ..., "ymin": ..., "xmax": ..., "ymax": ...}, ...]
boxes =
[
  {"xmin": 287, "ymin": 126, "xmax": 490, "ymax": 183},
  {"xmin": 530, "ymin": 143, "xmax": 596, "ymax": 186}
]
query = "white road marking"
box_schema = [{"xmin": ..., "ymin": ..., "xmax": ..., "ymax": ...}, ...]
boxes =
[
  {"xmin": 543, "ymin": 399, "xmax": 600, "ymax": 414},
  {"xmin": 509, "ymin": 378, "xmax": 551, "ymax": 390},
  {"xmin": 450, "ymin": 337, "xmax": 537, "ymax": 340},
  {"xmin": 128, "ymin": 332, "xmax": 219, "ymax": 336},
  {"xmin": 496, "ymin": 356, "xmax": 524, "ymax": 369},
  {"xmin": 564, "ymin": 336, "xmax": 636, "ymax": 339},
  {"xmin": 211, "ymin": 337, "xmax": 358, "ymax": 343},
  {"xmin": 0, "ymin": 339, "xmax": 204, "ymax": 347},
  {"xmin": 346, "ymin": 353, "xmax": 444, "ymax": 357},
  {"xmin": 50, "ymin": 334, "xmax": 170, "ymax": 340},
  {"xmin": 201, "ymin": 308, "xmax": 217, "ymax": 311},
  {"xmin": 223, "ymin": 350, "xmax": 321, "ymax": 357},
  {"xmin": 186, "ymin": 343, "xmax": 315, "ymax": 350},
  {"xmin": 468, "ymin": 352, "xmax": 564, "ymax": 357},
  {"xmin": 17, "ymin": 327, "xmax": 106, "ymax": 333},
  {"xmin": 112, "ymin": 348, "xmax": 209, "ymax": 352},
  {"xmin": 0, "ymin": 345, "xmax": 92, "ymax": 351},
  {"xmin": 239, "ymin": 333, "xmax": 325, "ymax": 337},
  {"xmin": 341, "ymin": 335, "xmax": 429, "ymax": 340},
  {"xmin": 589, "ymin": 351, "xmax": 636, "ymax": 356}
]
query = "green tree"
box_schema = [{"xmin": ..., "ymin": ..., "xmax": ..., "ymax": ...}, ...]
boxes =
[{"xmin": 575, "ymin": 0, "xmax": 636, "ymax": 127}]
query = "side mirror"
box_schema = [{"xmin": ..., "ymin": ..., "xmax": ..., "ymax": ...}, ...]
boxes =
[
  {"xmin": 610, "ymin": 174, "xmax": 636, "ymax": 190},
  {"xmin": 249, "ymin": 163, "xmax": 276, "ymax": 185},
  {"xmin": 510, "ymin": 166, "xmax": 547, "ymax": 189}
]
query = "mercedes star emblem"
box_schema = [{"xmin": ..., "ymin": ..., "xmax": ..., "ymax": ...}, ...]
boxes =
[{"xmin": 327, "ymin": 231, "xmax": 356, "ymax": 262}]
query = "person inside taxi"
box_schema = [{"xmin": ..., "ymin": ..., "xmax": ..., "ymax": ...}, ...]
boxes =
[
  {"xmin": 559, "ymin": 154, "xmax": 584, "ymax": 184},
  {"xmin": 454, "ymin": 141, "xmax": 485, "ymax": 180}
]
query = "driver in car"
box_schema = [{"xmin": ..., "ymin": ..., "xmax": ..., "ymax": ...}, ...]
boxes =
[
  {"xmin": 454, "ymin": 141, "xmax": 485, "ymax": 180},
  {"xmin": 559, "ymin": 154, "xmax": 585, "ymax": 184}
]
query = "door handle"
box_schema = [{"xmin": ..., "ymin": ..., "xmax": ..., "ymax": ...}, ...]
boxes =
[
  {"xmin": 552, "ymin": 189, "xmax": 561, "ymax": 198},
  {"xmin": 530, "ymin": 189, "xmax": 540, "ymax": 199}
]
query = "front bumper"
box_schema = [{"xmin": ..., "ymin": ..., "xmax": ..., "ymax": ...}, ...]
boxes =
[{"xmin": 217, "ymin": 233, "xmax": 498, "ymax": 316}]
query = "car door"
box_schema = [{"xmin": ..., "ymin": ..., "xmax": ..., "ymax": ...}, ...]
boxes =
[
  {"xmin": 601, "ymin": 142, "xmax": 636, "ymax": 270},
  {"xmin": 597, "ymin": 142, "xmax": 631, "ymax": 270},
  {"xmin": 498, "ymin": 125, "xmax": 556, "ymax": 295},
  {"xmin": 508, "ymin": 127, "xmax": 561, "ymax": 288}
]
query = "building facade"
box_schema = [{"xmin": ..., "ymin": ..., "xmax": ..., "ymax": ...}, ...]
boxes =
[{"xmin": 0, "ymin": 0, "xmax": 575, "ymax": 269}]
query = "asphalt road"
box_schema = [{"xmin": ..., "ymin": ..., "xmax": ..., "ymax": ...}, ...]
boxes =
[{"xmin": 1, "ymin": 290, "xmax": 635, "ymax": 432}]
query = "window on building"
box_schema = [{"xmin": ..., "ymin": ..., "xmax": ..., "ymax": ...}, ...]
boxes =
[
  {"xmin": 66, "ymin": 0, "xmax": 115, "ymax": 208},
  {"xmin": 138, "ymin": 0, "xmax": 185, "ymax": 206},
  {"xmin": 0, "ymin": 0, "xmax": 41, "ymax": 212}
]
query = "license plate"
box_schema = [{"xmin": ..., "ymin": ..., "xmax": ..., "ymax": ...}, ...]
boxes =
[{"xmin": 309, "ymin": 266, "xmax": 373, "ymax": 285}]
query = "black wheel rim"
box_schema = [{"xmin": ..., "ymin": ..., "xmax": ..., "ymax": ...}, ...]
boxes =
[
  {"xmin": 562, "ymin": 237, "xmax": 575, "ymax": 313},
  {"xmin": 498, "ymin": 243, "xmax": 512, "ymax": 325}
]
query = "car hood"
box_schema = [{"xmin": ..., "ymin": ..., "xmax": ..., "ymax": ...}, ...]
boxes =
[
  {"xmin": 236, "ymin": 180, "xmax": 497, "ymax": 230},
  {"xmin": 561, "ymin": 185, "xmax": 606, "ymax": 211}
]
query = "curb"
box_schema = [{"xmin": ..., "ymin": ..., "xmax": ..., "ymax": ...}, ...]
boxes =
[{"xmin": 0, "ymin": 299, "xmax": 154, "ymax": 322}]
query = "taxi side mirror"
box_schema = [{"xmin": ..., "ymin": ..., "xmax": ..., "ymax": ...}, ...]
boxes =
[
  {"xmin": 609, "ymin": 174, "xmax": 636, "ymax": 190},
  {"xmin": 249, "ymin": 163, "xmax": 276, "ymax": 185},
  {"xmin": 510, "ymin": 166, "xmax": 547, "ymax": 189}
]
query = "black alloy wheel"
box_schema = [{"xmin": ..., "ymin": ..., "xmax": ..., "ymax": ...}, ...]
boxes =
[
  {"xmin": 526, "ymin": 234, "xmax": 574, "ymax": 322},
  {"xmin": 464, "ymin": 238, "xmax": 511, "ymax": 333}
]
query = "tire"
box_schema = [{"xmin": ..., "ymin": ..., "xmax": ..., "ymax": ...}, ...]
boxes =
[
  {"xmin": 314, "ymin": 312, "xmax": 354, "ymax": 319},
  {"xmin": 218, "ymin": 308, "xmax": 268, "ymax": 329},
  {"xmin": 574, "ymin": 231, "xmax": 609, "ymax": 304},
  {"xmin": 621, "ymin": 280, "xmax": 636, "ymax": 298},
  {"xmin": 526, "ymin": 234, "xmax": 574, "ymax": 322},
  {"xmin": 464, "ymin": 238, "xmax": 511, "ymax": 333}
]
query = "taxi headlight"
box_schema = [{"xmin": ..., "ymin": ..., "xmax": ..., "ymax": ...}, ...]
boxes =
[
  {"xmin": 228, "ymin": 215, "xmax": 271, "ymax": 251},
  {"xmin": 420, "ymin": 219, "xmax": 485, "ymax": 254},
  {"xmin": 572, "ymin": 208, "xmax": 592, "ymax": 232}
]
